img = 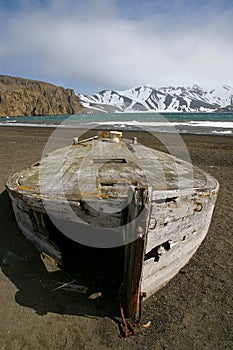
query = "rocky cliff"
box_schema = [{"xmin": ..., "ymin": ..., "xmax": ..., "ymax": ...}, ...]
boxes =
[{"xmin": 0, "ymin": 75, "xmax": 83, "ymax": 117}]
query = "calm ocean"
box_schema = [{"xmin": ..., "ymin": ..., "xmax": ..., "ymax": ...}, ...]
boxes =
[{"xmin": 1, "ymin": 112, "xmax": 233, "ymax": 136}]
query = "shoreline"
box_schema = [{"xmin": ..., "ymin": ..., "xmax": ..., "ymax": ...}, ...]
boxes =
[
  {"xmin": 0, "ymin": 126, "xmax": 232, "ymax": 349},
  {"xmin": 1, "ymin": 123, "xmax": 233, "ymax": 136},
  {"xmin": 0, "ymin": 122, "xmax": 233, "ymax": 139}
]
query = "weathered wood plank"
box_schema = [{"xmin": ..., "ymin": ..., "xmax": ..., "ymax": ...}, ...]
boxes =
[{"xmin": 142, "ymin": 189, "xmax": 218, "ymax": 298}]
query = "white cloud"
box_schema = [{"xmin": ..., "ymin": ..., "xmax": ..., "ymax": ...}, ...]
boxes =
[{"xmin": 0, "ymin": 0, "xmax": 232, "ymax": 93}]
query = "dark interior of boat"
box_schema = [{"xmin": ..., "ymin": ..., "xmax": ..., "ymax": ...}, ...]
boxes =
[{"xmin": 46, "ymin": 216, "xmax": 126, "ymax": 298}]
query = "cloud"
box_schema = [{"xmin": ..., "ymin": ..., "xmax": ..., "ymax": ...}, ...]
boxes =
[{"xmin": 0, "ymin": 0, "xmax": 232, "ymax": 93}]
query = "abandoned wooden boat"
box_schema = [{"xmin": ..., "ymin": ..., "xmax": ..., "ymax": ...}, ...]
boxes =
[{"xmin": 6, "ymin": 131, "xmax": 218, "ymax": 322}]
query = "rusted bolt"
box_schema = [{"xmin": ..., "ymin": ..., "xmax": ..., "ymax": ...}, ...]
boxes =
[
  {"xmin": 137, "ymin": 226, "xmax": 144, "ymax": 234},
  {"xmin": 137, "ymin": 225, "xmax": 145, "ymax": 239}
]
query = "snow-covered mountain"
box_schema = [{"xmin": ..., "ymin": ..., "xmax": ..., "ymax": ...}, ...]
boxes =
[{"xmin": 78, "ymin": 84, "xmax": 233, "ymax": 113}]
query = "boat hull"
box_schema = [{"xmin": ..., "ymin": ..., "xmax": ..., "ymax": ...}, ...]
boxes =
[
  {"xmin": 6, "ymin": 132, "xmax": 219, "ymax": 320},
  {"xmin": 7, "ymin": 178, "xmax": 218, "ymax": 300}
]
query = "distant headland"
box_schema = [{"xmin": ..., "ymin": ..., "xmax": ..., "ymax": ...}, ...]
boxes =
[{"xmin": 0, "ymin": 75, "xmax": 83, "ymax": 117}]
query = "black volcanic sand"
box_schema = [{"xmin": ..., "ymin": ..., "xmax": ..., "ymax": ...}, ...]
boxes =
[{"xmin": 0, "ymin": 126, "xmax": 232, "ymax": 350}]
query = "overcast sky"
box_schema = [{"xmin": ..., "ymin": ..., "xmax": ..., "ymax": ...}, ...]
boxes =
[{"xmin": 0, "ymin": 0, "xmax": 232, "ymax": 94}]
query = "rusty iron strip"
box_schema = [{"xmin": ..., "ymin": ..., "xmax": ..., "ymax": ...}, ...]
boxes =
[
  {"xmin": 121, "ymin": 186, "xmax": 150, "ymax": 320},
  {"xmin": 118, "ymin": 292, "xmax": 147, "ymax": 338},
  {"xmin": 118, "ymin": 303, "xmax": 136, "ymax": 338}
]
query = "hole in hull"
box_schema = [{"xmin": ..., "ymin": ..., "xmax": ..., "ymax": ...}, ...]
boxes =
[{"xmin": 145, "ymin": 240, "xmax": 171, "ymax": 262}]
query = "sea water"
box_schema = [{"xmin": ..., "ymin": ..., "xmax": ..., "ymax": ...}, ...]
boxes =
[{"xmin": 0, "ymin": 112, "xmax": 233, "ymax": 136}]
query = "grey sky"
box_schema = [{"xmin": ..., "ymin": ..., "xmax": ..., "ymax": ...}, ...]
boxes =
[{"xmin": 0, "ymin": 0, "xmax": 232, "ymax": 94}]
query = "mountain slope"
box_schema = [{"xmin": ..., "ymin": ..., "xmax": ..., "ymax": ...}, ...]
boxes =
[
  {"xmin": 0, "ymin": 75, "xmax": 83, "ymax": 117},
  {"xmin": 79, "ymin": 84, "xmax": 233, "ymax": 113}
]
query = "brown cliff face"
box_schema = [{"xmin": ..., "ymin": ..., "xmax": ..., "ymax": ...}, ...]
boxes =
[{"xmin": 0, "ymin": 75, "xmax": 83, "ymax": 117}]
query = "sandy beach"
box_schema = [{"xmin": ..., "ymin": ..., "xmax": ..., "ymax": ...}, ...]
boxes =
[{"xmin": 0, "ymin": 126, "xmax": 232, "ymax": 350}]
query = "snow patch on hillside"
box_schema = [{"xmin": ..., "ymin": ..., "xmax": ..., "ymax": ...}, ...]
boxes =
[{"xmin": 78, "ymin": 84, "xmax": 233, "ymax": 113}]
